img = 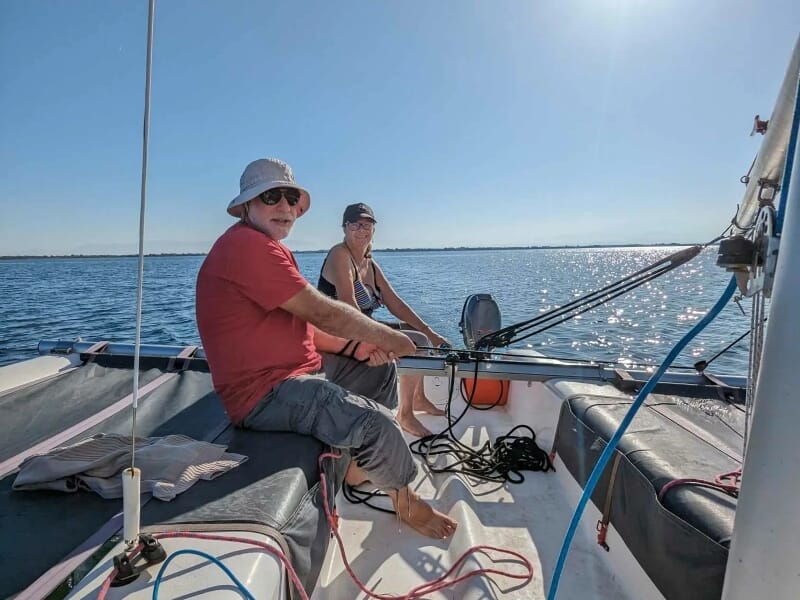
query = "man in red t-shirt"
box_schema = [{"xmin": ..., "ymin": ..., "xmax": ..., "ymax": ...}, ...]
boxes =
[{"xmin": 196, "ymin": 158, "xmax": 456, "ymax": 540}]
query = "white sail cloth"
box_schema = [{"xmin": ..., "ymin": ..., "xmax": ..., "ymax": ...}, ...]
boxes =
[
  {"xmin": 734, "ymin": 35, "xmax": 800, "ymax": 232},
  {"xmin": 12, "ymin": 433, "xmax": 247, "ymax": 501}
]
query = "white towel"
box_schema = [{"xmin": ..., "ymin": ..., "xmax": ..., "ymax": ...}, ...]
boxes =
[{"xmin": 12, "ymin": 433, "xmax": 247, "ymax": 501}]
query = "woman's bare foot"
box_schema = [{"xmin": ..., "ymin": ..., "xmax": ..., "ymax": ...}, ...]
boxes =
[
  {"xmin": 345, "ymin": 463, "xmax": 370, "ymax": 486},
  {"xmin": 397, "ymin": 374, "xmax": 442, "ymax": 436},
  {"xmin": 388, "ymin": 487, "xmax": 458, "ymax": 539},
  {"xmin": 396, "ymin": 411, "xmax": 433, "ymax": 438},
  {"xmin": 412, "ymin": 393, "xmax": 446, "ymax": 416},
  {"xmin": 412, "ymin": 377, "xmax": 446, "ymax": 415}
]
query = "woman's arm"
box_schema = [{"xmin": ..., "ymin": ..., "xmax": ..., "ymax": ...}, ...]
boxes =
[
  {"xmin": 372, "ymin": 261, "xmax": 449, "ymax": 346},
  {"xmin": 323, "ymin": 246, "xmax": 360, "ymax": 309}
]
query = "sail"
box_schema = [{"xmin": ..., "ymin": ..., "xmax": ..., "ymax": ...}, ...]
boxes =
[{"xmin": 733, "ymin": 35, "xmax": 800, "ymax": 233}]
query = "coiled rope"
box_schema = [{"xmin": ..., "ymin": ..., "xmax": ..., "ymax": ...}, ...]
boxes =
[{"xmin": 408, "ymin": 357, "xmax": 553, "ymax": 484}]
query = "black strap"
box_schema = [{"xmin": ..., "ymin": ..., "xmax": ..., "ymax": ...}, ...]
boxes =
[
  {"xmin": 336, "ymin": 339, "xmax": 354, "ymax": 357},
  {"xmin": 370, "ymin": 260, "xmax": 382, "ymax": 297},
  {"xmin": 348, "ymin": 256, "xmax": 361, "ymax": 283},
  {"xmin": 348, "ymin": 341, "xmax": 370, "ymax": 363},
  {"xmin": 596, "ymin": 452, "xmax": 623, "ymax": 551},
  {"xmin": 334, "ymin": 339, "xmax": 370, "ymax": 363}
]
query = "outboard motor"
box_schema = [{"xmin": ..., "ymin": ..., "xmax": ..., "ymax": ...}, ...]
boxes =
[{"xmin": 459, "ymin": 294, "xmax": 502, "ymax": 350}]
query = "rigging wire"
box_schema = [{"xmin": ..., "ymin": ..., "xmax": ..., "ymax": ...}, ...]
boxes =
[
  {"xmin": 706, "ymin": 223, "xmax": 735, "ymax": 247},
  {"xmin": 745, "ymin": 253, "xmax": 768, "ymax": 456},
  {"xmin": 693, "ymin": 321, "xmax": 764, "ymax": 373},
  {"xmin": 130, "ymin": 0, "xmax": 156, "ymax": 469}
]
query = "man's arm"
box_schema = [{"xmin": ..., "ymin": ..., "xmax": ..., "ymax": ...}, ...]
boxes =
[
  {"xmin": 281, "ymin": 285, "xmax": 416, "ymax": 357},
  {"xmin": 312, "ymin": 327, "xmax": 392, "ymax": 366},
  {"xmin": 312, "ymin": 327, "xmax": 349, "ymax": 354}
]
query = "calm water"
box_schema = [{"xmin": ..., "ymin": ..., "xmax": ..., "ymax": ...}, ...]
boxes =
[{"xmin": 0, "ymin": 247, "xmax": 751, "ymax": 374}]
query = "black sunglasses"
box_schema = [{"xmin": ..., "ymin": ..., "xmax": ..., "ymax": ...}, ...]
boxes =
[{"xmin": 260, "ymin": 188, "xmax": 301, "ymax": 206}]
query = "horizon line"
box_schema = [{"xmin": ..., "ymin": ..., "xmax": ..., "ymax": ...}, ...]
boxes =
[{"xmin": 0, "ymin": 242, "xmax": 708, "ymax": 260}]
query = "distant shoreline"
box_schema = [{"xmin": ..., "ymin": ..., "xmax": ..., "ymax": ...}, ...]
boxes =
[{"xmin": 0, "ymin": 243, "xmax": 705, "ymax": 260}]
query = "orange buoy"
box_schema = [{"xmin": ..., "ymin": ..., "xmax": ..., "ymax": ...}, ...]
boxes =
[{"xmin": 461, "ymin": 378, "xmax": 509, "ymax": 407}]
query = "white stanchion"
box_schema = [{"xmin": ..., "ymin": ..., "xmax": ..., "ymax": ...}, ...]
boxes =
[{"xmin": 122, "ymin": 467, "xmax": 141, "ymax": 548}]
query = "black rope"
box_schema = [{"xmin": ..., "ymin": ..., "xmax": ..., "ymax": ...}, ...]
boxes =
[
  {"xmin": 342, "ymin": 483, "xmax": 396, "ymax": 514},
  {"xmin": 408, "ymin": 356, "xmax": 553, "ymax": 484},
  {"xmin": 478, "ymin": 245, "xmax": 704, "ymax": 349},
  {"xmin": 491, "ymin": 263, "xmax": 675, "ymax": 346},
  {"xmin": 343, "ymin": 357, "xmax": 554, "ymax": 516},
  {"xmin": 694, "ymin": 320, "xmax": 766, "ymax": 373},
  {"xmin": 705, "ymin": 223, "xmax": 735, "ymax": 247}
]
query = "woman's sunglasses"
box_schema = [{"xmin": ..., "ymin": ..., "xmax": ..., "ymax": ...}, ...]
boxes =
[
  {"xmin": 346, "ymin": 222, "xmax": 375, "ymax": 231},
  {"xmin": 260, "ymin": 188, "xmax": 301, "ymax": 206}
]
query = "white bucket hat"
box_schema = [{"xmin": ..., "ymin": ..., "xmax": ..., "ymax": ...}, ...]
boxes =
[{"xmin": 227, "ymin": 158, "xmax": 311, "ymax": 218}]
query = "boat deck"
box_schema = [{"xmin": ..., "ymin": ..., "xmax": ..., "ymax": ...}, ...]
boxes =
[
  {"xmin": 313, "ymin": 380, "xmax": 637, "ymax": 600},
  {"xmin": 1, "ymin": 351, "xmax": 743, "ymax": 599}
]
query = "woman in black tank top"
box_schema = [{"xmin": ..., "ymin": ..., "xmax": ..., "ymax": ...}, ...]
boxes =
[{"xmin": 318, "ymin": 203, "xmax": 449, "ymax": 438}]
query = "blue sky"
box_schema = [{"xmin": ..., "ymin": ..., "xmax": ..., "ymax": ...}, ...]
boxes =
[{"xmin": 1, "ymin": 1, "xmax": 798, "ymax": 255}]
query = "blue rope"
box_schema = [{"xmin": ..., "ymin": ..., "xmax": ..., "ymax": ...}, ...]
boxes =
[
  {"xmin": 546, "ymin": 275, "xmax": 738, "ymax": 600},
  {"xmin": 152, "ymin": 549, "xmax": 256, "ymax": 600}
]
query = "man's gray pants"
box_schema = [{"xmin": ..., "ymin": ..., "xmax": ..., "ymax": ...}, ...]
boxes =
[{"xmin": 241, "ymin": 353, "xmax": 418, "ymax": 491}]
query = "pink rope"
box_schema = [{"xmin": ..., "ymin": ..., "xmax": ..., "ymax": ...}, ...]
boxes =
[
  {"xmin": 95, "ymin": 534, "xmax": 307, "ymax": 600},
  {"xmin": 97, "ymin": 451, "xmax": 534, "ymax": 599},
  {"xmin": 658, "ymin": 468, "xmax": 742, "ymax": 502},
  {"xmin": 715, "ymin": 468, "xmax": 742, "ymax": 489},
  {"xmin": 317, "ymin": 451, "xmax": 533, "ymax": 599}
]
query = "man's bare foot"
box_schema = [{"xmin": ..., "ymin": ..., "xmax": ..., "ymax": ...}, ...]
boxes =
[
  {"xmin": 345, "ymin": 463, "xmax": 370, "ymax": 486},
  {"xmin": 388, "ymin": 487, "xmax": 458, "ymax": 539},
  {"xmin": 396, "ymin": 411, "xmax": 433, "ymax": 438},
  {"xmin": 412, "ymin": 393, "xmax": 446, "ymax": 416}
]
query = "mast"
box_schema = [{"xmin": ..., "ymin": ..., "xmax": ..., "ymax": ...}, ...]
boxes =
[
  {"xmin": 721, "ymin": 71, "xmax": 800, "ymax": 599},
  {"xmin": 733, "ymin": 37, "xmax": 800, "ymax": 232}
]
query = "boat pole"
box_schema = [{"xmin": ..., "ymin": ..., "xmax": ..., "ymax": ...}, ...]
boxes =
[
  {"xmin": 124, "ymin": 0, "xmax": 156, "ymax": 549},
  {"xmin": 721, "ymin": 82, "xmax": 800, "ymax": 599}
]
